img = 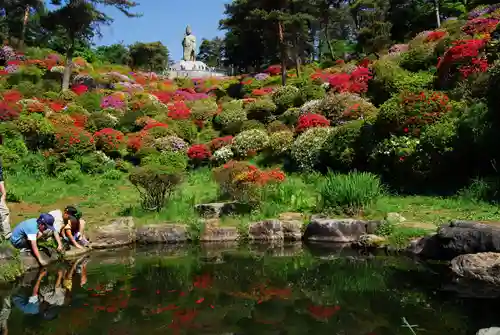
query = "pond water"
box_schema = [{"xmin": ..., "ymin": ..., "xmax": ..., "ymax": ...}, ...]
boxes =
[{"xmin": 0, "ymin": 243, "xmax": 499, "ymax": 335}]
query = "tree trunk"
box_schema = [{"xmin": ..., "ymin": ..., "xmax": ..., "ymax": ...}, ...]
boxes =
[
  {"xmin": 434, "ymin": 0, "xmax": 441, "ymax": 28},
  {"xmin": 324, "ymin": 22, "xmax": 335, "ymax": 61},
  {"xmin": 19, "ymin": 5, "xmax": 30, "ymax": 49},
  {"xmin": 62, "ymin": 46, "xmax": 74, "ymax": 90},
  {"xmin": 278, "ymin": 20, "xmax": 287, "ymax": 86}
]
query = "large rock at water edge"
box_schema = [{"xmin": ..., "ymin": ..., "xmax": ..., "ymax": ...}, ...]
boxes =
[
  {"xmin": 451, "ymin": 252, "xmax": 500, "ymax": 286},
  {"xmin": 136, "ymin": 223, "xmax": 188, "ymax": 244},
  {"xmin": 200, "ymin": 221, "xmax": 239, "ymax": 242},
  {"xmin": 477, "ymin": 328, "xmax": 500, "ymax": 335},
  {"xmin": 409, "ymin": 221, "xmax": 500, "ymax": 259},
  {"xmin": 88, "ymin": 217, "xmax": 136, "ymax": 249},
  {"xmin": 248, "ymin": 219, "xmax": 302, "ymax": 241},
  {"xmin": 303, "ymin": 215, "xmax": 381, "ymax": 243}
]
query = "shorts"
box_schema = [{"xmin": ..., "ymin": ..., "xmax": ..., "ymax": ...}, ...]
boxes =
[{"xmin": 10, "ymin": 237, "xmax": 29, "ymax": 250}]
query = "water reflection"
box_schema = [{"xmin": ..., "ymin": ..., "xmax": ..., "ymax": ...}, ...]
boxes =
[{"xmin": 0, "ymin": 246, "xmax": 498, "ymax": 334}]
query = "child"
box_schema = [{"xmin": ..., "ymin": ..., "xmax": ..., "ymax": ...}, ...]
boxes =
[
  {"xmin": 10, "ymin": 214, "xmax": 56, "ymax": 267},
  {"xmin": 61, "ymin": 216, "xmax": 87, "ymax": 249},
  {"xmin": 49, "ymin": 206, "xmax": 89, "ymax": 248}
]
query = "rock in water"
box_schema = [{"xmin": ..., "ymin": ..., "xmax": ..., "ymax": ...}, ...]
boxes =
[
  {"xmin": 303, "ymin": 215, "xmax": 381, "ymax": 243},
  {"xmin": 451, "ymin": 252, "xmax": 500, "ymax": 285},
  {"xmin": 88, "ymin": 217, "xmax": 136, "ymax": 249},
  {"xmin": 248, "ymin": 219, "xmax": 302, "ymax": 241},
  {"xmin": 136, "ymin": 223, "xmax": 188, "ymax": 244}
]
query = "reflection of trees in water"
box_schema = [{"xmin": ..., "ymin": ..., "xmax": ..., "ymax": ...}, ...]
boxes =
[{"xmin": 0, "ymin": 249, "xmax": 478, "ymax": 334}]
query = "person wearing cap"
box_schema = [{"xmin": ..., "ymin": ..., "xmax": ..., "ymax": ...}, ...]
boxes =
[{"xmin": 9, "ymin": 214, "xmax": 56, "ymax": 267}]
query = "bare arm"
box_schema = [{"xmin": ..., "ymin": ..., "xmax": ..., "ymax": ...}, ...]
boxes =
[
  {"xmin": 32, "ymin": 269, "xmax": 47, "ymax": 296},
  {"xmin": 53, "ymin": 231, "xmax": 63, "ymax": 251},
  {"xmin": 0, "ymin": 181, "xmax": 6, "ymax": 201},
  {"xmin": 65, "ymin": 230, "xmax": 83, "ymax": 249},
  {"xmin": 29, "ymin": 240, "xmax": 44, "ymax": 265}
]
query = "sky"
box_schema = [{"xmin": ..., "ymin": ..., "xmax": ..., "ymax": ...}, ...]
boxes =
[{"xmin": 93, "ymin": 0, "xmax": 230, "ymax": 61}]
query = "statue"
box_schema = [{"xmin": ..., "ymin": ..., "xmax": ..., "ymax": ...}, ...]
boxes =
[{"xmin": 182, "ymin": 25, "xmax": 196, "ymax": 61}]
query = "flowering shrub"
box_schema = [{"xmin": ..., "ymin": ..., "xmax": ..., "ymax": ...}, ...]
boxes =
[
  {"xmin": 296, "ymin": 113, "xmax": 330, "ymax": 133},
  {"xmin": 215, "ymin": 100, "xmax": 247, "ymax": 126},
  {"xmin": 319, "ymin": 93, "xmax": 378, "ymax": 124},
  {"xmin": 245, "ymin": 98, "xmax": 277, "ymax": 121},
  {"xmin": 190, "ymin": 98, "xmax": 218, "ymax": 122},
  {"xmin": 462, "ymin": 17, "xmax": 499, "ymax": 35},
  {"xmin": 126, "ymin": 131, "xmax": 154, "ymax": 152},
  {"xmin": 213, "ymin": 160, "xmax": 285, "ymax": 205},
  {"xmin": 437, "ymin": 39, "xmax": 488, "ymax": 82},
  {"xmin": 187, "ymin": 144, "xmax": 211, "ymax": 163},
  {"xmin": 100, "ymin": 95, "xmax": 126, "ymax": 110},
  {"xmin": 71, "ymin": 84, "xmax": 88, "ymax": 95},
  {"xmin": 232, "ymin": 129, "xmax": 269, "ymax": 157},
  {"xmin": 167, "ymin": 101, "xmax": 191, "ymax": 120},
  {"xmin": 388, "ymin": 44, "xmax": 409, "ymax": 54},
  {"xmin": 264, "ymin": 65, "xmax": 281, "ymax": 75},
  {"xmin": 327, "ymin": 67, "xmax": 372, "ymax": 94},
  {"xmin": 94, "ymin": 128, "xmax": 125, "ymax": 154},
  {"xmin": 272, "ymin": 85, "xmax": 299, "ymax": 110},
  {"xmin": 377, "ymin": 90, "xmax": 452, "ymax": 136},
  {"xmin": 55, "ymin": 126, "xmax": 95, "ymax": 156},
  {"xmin": 18, "ymin": 99, "xmax": 47, "ymax": 114},
  {"xmin": 210, "ymin": 136, "xmax": 233, "ymax": 151},
  {"xmin": 154, "ymin": 135, "xmax": 188, "ymax": 153},
  {"xmin": 291, "ymin": 127, "xmax": 333, "ymax": 170},
  {"xmin": 267, "ymin": 120, "xmax": 289, "ymax": 133},
  {"xmin": 212, "ymin": 146, "xmax": 233, "ymax": 164},
  {"xmin": 425, "ymin": 31, "xmax": 447, "ymax": 42},
  {"xmin": 251, "ymin": 87, "xmax": 274, "ymax": 97}
]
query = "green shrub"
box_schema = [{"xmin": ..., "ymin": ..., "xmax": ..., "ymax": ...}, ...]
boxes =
[
  {"xmin": 297, "ymin": 84, "xmax": 325, "ymax": 105},
  {"xmin": 267, "ymin": 130, "xmax": 294, "ymax": 156},
  {"xmin": 240, "ymin": 120, "xmax": 266, "ymax": 132},
  {"xmin": 15, "ymin": 81, "xmax": 42, "ymax": 98},
  {"xmin": 59, "ymin": 90, "xmax": 78, "ymax": 102},
  {"xmin": 190, "ymin": 98, "xmax": 218, "ymax": 122},
  {"xmin": 7, "ymin": 65, "xmax": 45, "ymax": 86},
  {"xmin": 318, "ymin": 171, "xmax": 383, "ymax": 215},
  {"xmin": 244, "ymin": 98, "xmax": 277, "ymax": 122},
  {"xmin": 76, "ymin": 92, "xmax": 103, "ymax": 112},
  {"xmin": 215, "ymin": 100, "xmax": 247, "ymax": 127},
  {"xmin": 169, "ymin": 119, "xmax": 198, "ymax": 142},
  {"xmin": 290, "ymin": 127, "xmax": 333, "ymax": 170},
  {"xmin": 58, "ymin": 169, "xmax": 83, "ymax": 184},
  {"xmin": 153, "ymin": 135, "xmax": 188, "ymax": 153},
  {"xmin": 0, "ymin": 138, "xmax": 29, "ymax": 169},
  {"xmin": 280, "ymin": 107, "xmax": 300, "ymax": 125},
  {"xmin": 17, "ymin": 153, "xmax": 49, "ymax": 176},
  {"xmin": 322, "ymin": 120, "xmax": 364, "ymax": 171},
  {"xmin": 102, "ymin": 169, "xmax": 122, "ymax": 180},
  {"xmin": 75, "ymin": 152, "xmax": 114, "ymax": 174},
  {"xmin": 272, "ymin": 85, "xmax": 300, "ymax": 111},
  {"xmin": 141, "ymin": 151, "xmax": 188, "ymax": 172},
  {"xmin": 232, "ymin": 129, "xmax": 269, "ymax": 157},
  {"xmin": 196, "ymin": 126, "xmax": 219, "ymax": 143},
  {"xmin": 129, "ymin": 165, "xmax": 183, "ymax": 211},
  {"xmin": 267, "ymin": 120, "xmax": 289, "ymax": 133},
  {"xmin": 86, "ymin": 112, "xmax": 118, "ymax": 132},
  {"xmin": 15, "ymin": 113, "xmax": 55, "ymax": 150},
  {"xmin": 400, "ymin": 44, "xmax": 437, "ymax": 72},
  {"xmin": 115, "ymin": 159, "xmax": 133, "ymax": 172}
]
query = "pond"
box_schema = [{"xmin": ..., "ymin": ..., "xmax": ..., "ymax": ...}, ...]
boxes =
[{"xmin": 0, "ymin": 243, "xmax": 499, "ymax": 334}]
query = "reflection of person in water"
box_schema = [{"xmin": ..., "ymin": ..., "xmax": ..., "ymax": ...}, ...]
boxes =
[
  {"xmin": 0, "ymin": 295, "xmax": 11, "ymax": 335},
  {"xmin": 11, "ymin": 269, "xmax": 60, "ymax": 321},
  {"xmin": 62, "ymin": 256, "xmax": 89, "ymax": 305}
]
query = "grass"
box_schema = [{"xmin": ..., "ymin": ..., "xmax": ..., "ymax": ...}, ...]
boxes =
[{"xmin": 6, "ymin": 168, "xmax": 500, "ymax": 235}]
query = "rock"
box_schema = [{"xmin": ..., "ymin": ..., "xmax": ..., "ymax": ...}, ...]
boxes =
[
  {"xmin": 200, "ymin": 226, "xmax": 239, "ymax": 242},
  {"xmin": 477, "ymin": 328, "xmax": 500, "ymax": 335},
  {"xmin": 136, "ymin": 223, "xmax": 188, "ymax": 244},
  {"xmin": 409, "ymin": 221, "xmax": 500, "ymax": 260},
  {"xmin": 89, "ymin": 217, "xmax": 136, "ymax": 249},
  {"xmin": 278, "ymin": 212, "xmax": 304, "ymax": 221},
  {"xmin": 353, "ymin": 234, "xmax": 387, "ymax": 248},
  {"xmin": 451, "ymin": 252, "xmax": 500, "ymax": 285},
  {"xmin": 385, "ymin": 212, "xmax": 406, "ymax": 223},
  {"xmin": 195, "ymin": 202, "xmax": 251, "ymax": 218},
  {"xmin": 64, "ymin": 247, "xmax": 91, "ymax": 259},
  {"xmin": 248, "ymin": 219, "xmax": 302, "ymax": 241},
  {"xmin": 0, "ymin": 245, "xmax": 15, "ymax": 260},
  {"xmin": 19, "ymin": 250, "xmax": 58, "ymax": 271},
  {"xmin": 303, "ymin": 215, "xmax": 381, "ymax": 243}
]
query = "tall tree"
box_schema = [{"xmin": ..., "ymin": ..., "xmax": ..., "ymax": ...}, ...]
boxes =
[
  {"xmin": 197, "ymin": 37, "xmax": 224, "ymax": 67},
  {"xmin": 42, "ymin": 0, "xmax": 139, "ymax": 90},
  {"xmin": 95, "ymin": 42, "xmax": 130, "ymax": 64},
  {"xmin": 128, "ymin": 41, "xmax": 169, "ymax": 72}
]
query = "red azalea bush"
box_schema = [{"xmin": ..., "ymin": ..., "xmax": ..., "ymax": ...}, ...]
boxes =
[
  {"xmin": 94, "ymin": 128, "xmax": 125, "ymax": 153},
  {"xmin": 55, "ymin": 126, "xmax": 95, "ymax": 156},
  {"xmin": 71, "ymin": 114, "xmax": 88, "ymax": 128},
  {"xmin": 71, "ymin": 84, "xmax": 88, "ymax": 96},
  {"xmin": 425, "ymin": 30, "xmax": 446, "ymax": 42},
  {"xmin": 327, "ymin": 67, "xmax": 372, "ymax": 94},
  {"xmin": 296, "ymin": 113, "xmax": 330, "ymax": 133},
  {"xmin": 168, "ymin": 101, "xmax": 191, "ymax": 120},
  {"xmin": 386, "ymin": 91, "xmax": 452, "ymax": 136},
  {"xmin": 187, "ymin": 144, "xmax": 211, "ymax": 163},
  {"xmin": 251, "ymin": 87, "xmax": 274, "ymax": 97},
  {"xmin": 126, "ymin": 131, "xmax": 154, "ymax": 152},
  {"xmin": 437, "ymin": 39, "xmax": 488, "ymax": 81},
  {"xmin": 0, "ymin": 90, "xmax": 22, "ymax": 120},
  {"xmin": 213, "ymin": 160, "xmax": 286, "ymax": 205},
  {"xmin": 143, "ymin": 120, "xmax": 169, "ymax": 131},
  {"xmin": 210, "ymin": 136, "xmax": 233, "ymax": 150},
  {"xmin": 264, "ymin": 65, "xmax": 281, "ymax": 76}
]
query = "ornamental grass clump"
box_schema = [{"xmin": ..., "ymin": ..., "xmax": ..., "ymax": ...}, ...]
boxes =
[{"xmin": 318, "ymin": 171, "xmax": 383, "ymax": 215}]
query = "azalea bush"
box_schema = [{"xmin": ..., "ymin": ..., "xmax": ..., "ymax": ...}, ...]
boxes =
[
  {"xmin": 94, "ymin": 128, "xmax": 126, "ymax": 155},
  {"xmin": 55, "ymin": 126, "xmax": 95, "ymax": 157},
  {"xmin": 232, "ymin": 129, "xmax": 269, "ymax": 157}
]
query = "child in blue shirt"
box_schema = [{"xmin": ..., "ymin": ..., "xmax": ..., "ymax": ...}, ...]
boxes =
[{"xmin": 10, "ymin": 214, "xmax": 56, "ymax": 267}]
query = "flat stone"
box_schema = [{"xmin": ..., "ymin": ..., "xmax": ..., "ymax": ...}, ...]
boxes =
[
  {"xmin": 136, "ymin": 223, "xmax": 188, "ymax": 244},
  {"xmin": 303, "ymin": 215, "xmax": 382, "ymax": 243},
  {"xmin": 200, "ymin": 225, "xmax": 239, "ymax": 242},
  {"xmin": 195, "ymin": 202, "xmax": 251, "ymax": 218},
  {"xmin": 451, "ymin": 252, "xmax": 500, "ymax": 286},
  {"xmin": 278, "ymin": 212, "xmax": 304, "ymax": 221},
  {"xmin": 19, "ymin": 250, "xmax": 58, "ymax": 271},
  {"xmin": 352, "ymin": 234, "xmax": 387, "ymax": 249},
  {"xmin": 89, "ymin": 217, "xmax": 136, "ymax": 249},
  {"xmin": 248, "ymin": 219, "xmax": 302, "ymax": 241},
  {"xmin": 64, "ymin": 247, "xmax": 91, "ymax": 259},
  {"xmin": 385, "ymin": 212, "xmax": 406, "ymax": 223}
]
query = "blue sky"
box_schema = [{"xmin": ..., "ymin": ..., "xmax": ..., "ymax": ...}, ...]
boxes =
[{"xmin": 93, "ymin": 0, "xmax": 230, "ymax": 60}]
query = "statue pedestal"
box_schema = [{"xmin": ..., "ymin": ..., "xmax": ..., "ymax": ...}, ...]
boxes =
[{"xmin": 167, "ymin": 60, "xmax": 226, "ymax": 79}]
